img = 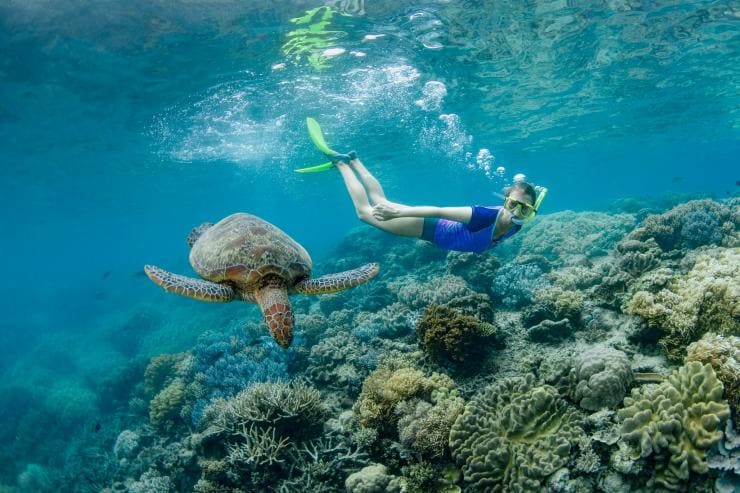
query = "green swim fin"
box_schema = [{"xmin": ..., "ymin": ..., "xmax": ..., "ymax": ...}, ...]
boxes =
[
  {"xmin": 295, "ymin": 161, "xmax": 335, "ymax": 173},
  {"xmin": 306, "ymin": 117, "xmax": 337, "ymax": 156}
]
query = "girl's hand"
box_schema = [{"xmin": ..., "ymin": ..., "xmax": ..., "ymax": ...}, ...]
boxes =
[{"xmin": 372, "ymin": 203, "xmax": 402, "ymax": 221}]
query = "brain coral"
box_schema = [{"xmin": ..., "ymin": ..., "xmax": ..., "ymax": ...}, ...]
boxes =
[
  {"xmin": 572, "ymin": 346, "xmax": 633, "ymax": 411},
  {"xmin": 449, "ymin": 374, "xmax": 583, "ymax": 492},
  {"xmin": 618, "ymin": 361, "xmax": 730, "ymax": 491},
  {"xmin": 626, "ymin": 247, "xmax": 739, "ymax": 361}
]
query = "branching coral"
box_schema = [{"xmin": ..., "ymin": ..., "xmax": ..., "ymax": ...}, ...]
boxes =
[
  {"xmin": 144, "ymin": 352, "xmax": 192, "ymax": 396},
  {"xmin": 305, "ymin": 333, "xmax": 373, "ymax": 394},
  {"xmin": 626, "ymin": 247, "xmax": 739, "ymax": 360},
  {"xmin": 618, "ymin": 362, "xmax": 731, "ymax": 491},
  {"xmin": 416, "ymin": 304, "xmax": 496, "ymax": 365},
  {"xmin": 491, "ymin": 261, "xmax": 552, "ymax": 308},
  {"xmin": 204, "ymin": 381, "xmax": 326, "ymax": 441},
  {"xmin": 449, "ymin": 374, "xmax": 584, "ymax": 492},
  {"xmin": 394, "ymin": 275, "xmax": 475, "ymax": 310},
  {"xmin": 149, "ymin": 380, "xmax": 186, "ymax": 432}
]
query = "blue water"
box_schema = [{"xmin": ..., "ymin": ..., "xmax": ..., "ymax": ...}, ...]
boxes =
[{"xmin": 0, "ymin": 0, "xmax": 738, "ymax": 489}]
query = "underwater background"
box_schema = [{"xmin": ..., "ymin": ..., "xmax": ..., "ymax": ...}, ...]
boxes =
[{"xmin": 0, "ymin": 0, "xmax": 738, "ymax": 492}]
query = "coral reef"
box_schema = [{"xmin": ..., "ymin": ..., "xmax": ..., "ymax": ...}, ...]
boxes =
[
  {"xmin": 626, "ymin": 247, "xmax": 739, "ymax": 360},
  {"xmin": 396, "ymin": 389, "xmax": 465, "ymax": 459},
  {"xmin": 415, "ymin": 304, "xmax": 496, "ymax": 365},
  {"xmin": 521, "ymin": 286, "xmax": 584, "ymax": 328},
  {"xmin": 527, "ymin": 318, "xmax": 573, "ymax": 343},
  {"xmin": 149, "ymin": 380, "xmax": 186, "ymax": 432},
  {"xmin": 491, "ymin": 260, "xmax": 552, "ymax": 308},
  {"xmin": 572, "ymin": 347, "xmax": 633, "ymax": 411},
  {"xmin": 618, "ymin": 362, "xmax": 731, "ymax": 491},
  {"xmin": 394, "ymin": 275, "xmax": 475, "ymax": 310},
  {"xmin": 449, "ymin": 374, "xmax": 584, "ymax": 492},
  {"xmin": 628, "ymin": 200, "xmax": 739, "ymax": 251}
]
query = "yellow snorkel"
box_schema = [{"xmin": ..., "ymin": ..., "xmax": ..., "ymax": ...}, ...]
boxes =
[{"xmin": 523, "ymin": 187, "xmax": 548, "ymax": 223}]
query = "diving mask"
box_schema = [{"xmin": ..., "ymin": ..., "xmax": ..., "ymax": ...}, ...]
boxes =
[{"xmin": 505, "ymin": 187, "xmax": 548, "ymax": 224}]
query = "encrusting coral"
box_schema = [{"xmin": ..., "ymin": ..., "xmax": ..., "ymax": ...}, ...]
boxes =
[
  {"xmin": 686, "ymin": 332, "xmax": 740, "ymax": 415},
  {"xmin": 449, "ymin": 374, "xmax": 584, "ymax": 492},
  {"xmin": 618, "ymin": 361, "xmax": 731, "ymax": 491}
]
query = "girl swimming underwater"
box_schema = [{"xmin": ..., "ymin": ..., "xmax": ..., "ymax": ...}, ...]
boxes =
[{"xmin": 335, "ymin": 155, "xmax": 544, "ymax": 254}]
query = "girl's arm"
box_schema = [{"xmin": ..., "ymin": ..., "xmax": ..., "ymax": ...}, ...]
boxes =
[{"xmin": 373, "ymin": 203, "xmax": 473, "ymax": 223}]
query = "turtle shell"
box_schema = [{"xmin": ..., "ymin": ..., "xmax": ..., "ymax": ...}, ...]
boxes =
[{"xmin": 189, "ymin": 213, "xmax": 312, "ymax": 292}]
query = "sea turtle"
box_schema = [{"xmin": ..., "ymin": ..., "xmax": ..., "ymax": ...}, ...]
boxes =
[{"xmin": 144, "ymin": 212, "xmax": 379, "ymax": 348}]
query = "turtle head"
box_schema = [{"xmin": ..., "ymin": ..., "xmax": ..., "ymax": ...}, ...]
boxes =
[{"xmin": 254, "ymin": 280, "xmax": 294, "ymax": 349}]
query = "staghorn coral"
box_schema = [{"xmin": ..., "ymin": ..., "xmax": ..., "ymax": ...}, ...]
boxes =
[
  {"xmin": 686, "ymin": 332, "xmax": 740, "ymax": 414},
  {"xmin": 626, "ymin": 247, "xmax": 740, "ymax": 361},
  {"xmin": 415, "ymin": 304, "xmax": 496, "ymax": 365},
  {"xmin": 353, "ymin": 366, "xmax": 455, "ymax": 430},
  {"xmin": 449, "ymin": 374, "xmax": 584, "ymax": 492},
  {"xmin": 572, "ymin": 346, "xmax": 633, "ymax": 411},
  {"xmin": 203, "ymin": 381, "xmax": 326, "ymax": 441},
  {"xmin": 628, "ymin": 199, "xmax": 739, "ymax": 251},
  {"xmin": 618, "ymin": 362, "xmax": 731, "ymax": 491}
]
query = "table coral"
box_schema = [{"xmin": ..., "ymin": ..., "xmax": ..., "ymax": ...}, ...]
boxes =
[
  {"xmin": 618, "ymin": 362, "xmax": 731, "ymax": 491},
  {"xmin": 449, "ymin": 374, "xmax": 584, "ymax": 492}
]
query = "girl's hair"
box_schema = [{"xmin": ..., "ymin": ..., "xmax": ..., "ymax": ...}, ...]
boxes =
[{"xmin": 505, "ymin": 182, "xmax": 537, "ymax": 204}]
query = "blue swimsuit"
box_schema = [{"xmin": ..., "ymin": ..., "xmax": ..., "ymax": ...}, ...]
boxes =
[{"xmin": 421, "ymin": 205, "xmax": 521, "ymax": 253}]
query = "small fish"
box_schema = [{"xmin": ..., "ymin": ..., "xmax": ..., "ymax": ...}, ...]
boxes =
[
  {"xmin": 94, "ymin": 291, "xmax": 106, "ymax": 301},
  {"xmin": 94, "ymin": 422, "xmax": 101, "ymax": 433},
  {"xmin": 102, "ymin": 270, "xmax": 112, "ymax": 280}
]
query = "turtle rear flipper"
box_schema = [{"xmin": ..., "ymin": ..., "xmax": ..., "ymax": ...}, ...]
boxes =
[
  {"xmin": 255, "ymin": 283, "xmax": 294, "ymax": 349},
  {"xmin": 144, "ymin": 265, "xmax": 235, "ymax": 302},
  {"xmin": 186, "ymin": 222, "xmax": 214, "ymax": 248},
  {"xmin": 294, "ymin": 262, "xmax": 379, "ymax": 295}
]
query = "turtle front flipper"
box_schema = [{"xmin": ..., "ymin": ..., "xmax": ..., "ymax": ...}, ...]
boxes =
[
  {"xmin": 294, "ymin": 262, "xmax": 380, "ymax": 295},
  {"xmin": 144, "ymin": 265, "xmax": 235, "ymax": 302},
  {"xmin": 254, "ymin": 281, "xmax": 294, "ymax": 349}
]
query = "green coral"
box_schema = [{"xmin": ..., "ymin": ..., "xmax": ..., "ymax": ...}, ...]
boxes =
[
  {"xmin": 144, "ymin": 352, "xmax": 192, "ymax": 396},
  {"xmin": 416, "ymin": 304, "xmax": 496, "ymax": 365},
  {"xmin": 353, "ymin": 365, "xmax": 455, "ymax": 430},
  {"xmin": 686, "ymin": 333, "xmax": 740, "ymax": 415},
  {"xmin": 149, "ymin": 379, "xmax": 186, "ymax": 432},
  {"xmin": 521, "ymin": 286, "xmax": 583, "ymax": 327},
  {"xmin": 618, "ymin": 362, "xmax": 730, "ymax": 491},
  {"xmin": 449, "ymin": 374, "xmax": 584, "ymax": 492},
  {"xmin": 626, "ymin": 247, "xmax": 740, "ymax": 360}
]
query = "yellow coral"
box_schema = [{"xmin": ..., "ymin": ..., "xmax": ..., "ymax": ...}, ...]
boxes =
[
  {"xmin": 626, "ymin": 247, "xmax": 739, "ymax": 360},
  {"xmin": 686, "ymin": 332, "xmax": 740, "ymax": 415},
  {"xmin": 353, "ymin": 366, "xmax": 454, "ymax": 428},
  {"xmin": 149, "ymin": 379, "xmax": 186, "ymax": 432}
]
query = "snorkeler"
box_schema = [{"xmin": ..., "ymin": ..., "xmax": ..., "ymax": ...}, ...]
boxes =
[
  {"xmin": 335, "ymin": 156, "xmax": 541, "ymax": 253},
  {"xmin": 296, "ymin": 118, "xmax": 546, "ymax": 254}
]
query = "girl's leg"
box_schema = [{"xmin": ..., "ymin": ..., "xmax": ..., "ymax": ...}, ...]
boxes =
[
  {"xmin": 336, "ymin": 163, "xmax": 422, "ymax": 237},
  {"xmin": 349, "ymin": 158, "xmax": 388, "ymax": 205}
]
